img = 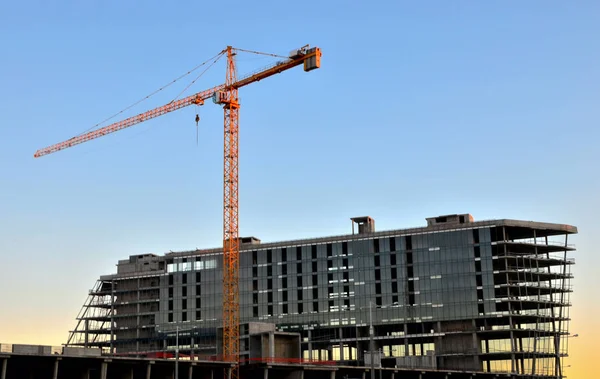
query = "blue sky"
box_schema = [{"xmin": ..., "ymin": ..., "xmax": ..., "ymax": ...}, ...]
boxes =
[{"xmin": 0, "ymin": 2, "xmax": 598, "ymax": 376}]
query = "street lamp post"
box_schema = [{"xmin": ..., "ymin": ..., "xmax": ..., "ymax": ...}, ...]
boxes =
[
  {"xmin": 175, "ymin": 326, "xmax": 179, "ymax": 379},
  {"xmin": 369, "ymin": 301, "xmax": 374, "ymax": 379}
]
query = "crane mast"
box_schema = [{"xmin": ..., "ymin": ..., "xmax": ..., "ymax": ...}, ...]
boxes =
[
  {"xmin": 34, "ymin": 45, "xmax": 321, "ymax": 379},
  {"xmin": 222, "ymin": 46, "xmax": 241, "ymax": 372}
]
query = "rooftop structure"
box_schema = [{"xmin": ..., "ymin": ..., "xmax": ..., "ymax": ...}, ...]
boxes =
[{"xmin": 66, "ymin": 213, "xmax": 576, "ymax": 378}]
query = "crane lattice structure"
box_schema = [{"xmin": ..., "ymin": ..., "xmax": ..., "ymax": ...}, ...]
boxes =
[{"xmin": 35, "ymin": 44, "xmax": 322, "ymax": 379}]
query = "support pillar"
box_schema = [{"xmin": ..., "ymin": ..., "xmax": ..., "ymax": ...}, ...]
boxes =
[
  {"xmin": 188, "ymin": 365, "xmax": 193, "ymax": 379},
  {"xmin": 263, "ymin": 368, "xmax": 269, "ymax": 379},
  {"xmin": 227, "ymin": 367, "xmax": 232, "ymax": 379},
  {"xmin": 269, "ymin": 332, "xmax": 275, "ymax": 359},
  {"xmin": 81, "ymin": 368, "xmax": 90, "ymax": 379},
  {"xmin": 146, "ymin": 363, "xmax": 152, "ymax": 379},
  {"xmin": 1, "ymin": 359, "xmax": 7, "ymax": 379},
  {"xmin": 329, "ymin": 370, "xmax": 335, "ymax": 379},
  {"xmin": 100, "ymin": 361, "xmax": 108, "ymax": 379},
  {"xmin": 53, "ymin": 359, "xmax": 60, "ymax": 379}
]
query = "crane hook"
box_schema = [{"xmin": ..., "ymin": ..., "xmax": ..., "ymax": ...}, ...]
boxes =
[{"xmin": 195, "ymin": 114, "xmax": 200, "ymax": 126}]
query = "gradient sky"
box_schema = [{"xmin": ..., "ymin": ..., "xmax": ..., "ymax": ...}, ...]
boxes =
[{"xmin": 0, "ymin": 1, "xmax": 598, "ymax": 378}]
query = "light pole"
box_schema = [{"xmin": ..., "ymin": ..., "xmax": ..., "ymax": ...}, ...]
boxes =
[
  {"xmin": 369, "ymin": 301, "xmax": 374, "ymax": 379},
  {"xmin": 175, "ymin": 325, "xmax": 179, "ymax": 379}
]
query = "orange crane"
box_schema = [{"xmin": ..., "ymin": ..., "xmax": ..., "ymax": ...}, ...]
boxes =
[{"xmin": 34, "ymin": 45, "xmax": 321, "ymax": 379}]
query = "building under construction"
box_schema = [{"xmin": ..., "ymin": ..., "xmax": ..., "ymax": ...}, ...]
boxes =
[{"xmin": 67, "ymin": 214, "xmax": 576, "ymax": 378}]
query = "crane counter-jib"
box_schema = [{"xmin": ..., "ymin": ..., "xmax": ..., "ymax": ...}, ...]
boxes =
[{"xmin": 33, "ymin": 46, "xmax": 321, "ymax": 159}]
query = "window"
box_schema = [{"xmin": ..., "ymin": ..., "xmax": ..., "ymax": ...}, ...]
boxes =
[
  {"xmin": 390, "ymin": 254, "xmax": 396, "ymax": 266},
  {"xmin": 196, "ymin": 310, "xmax": 201, "ymax": 320},
  {"xmin": 312, "ymin": 245, "xmax": 317, "ymax": 259},
  {"xmin": 169, "ymin": 300, "xmax": 173, "ymax": 311},
  {"xmin": 313, "ymin": 301, "xmax": 319, "ymax": 312},
  {"xmin": 253, "ymin": 294, "xmax": 258, "ymax": 304},
  {"xmin": 297, "ymin": 262, "xmax": 302, "ymax": 274},
  {"xmin": 312, "ymin": 262, "xmax": 318, "ymax": 272},
  {"xmin": 298, "ymin": 289, "xmax": 303, "ymax": 301},
  {"xmin": 375, "ymin": 269, "xmax": 381, "ymax": 281},
  {"xmin": 343, "ymin": 258, "xmax": 348, "ymax": 267},
  {"xmin": 268, "ymin": 279, "xmax": 273, "ymax": 289},
  {"xmin": 374, "ymin": 256, "xmax": 380, "ymax": 267},
  {"xmin": 169, "ymin": 287, "xmax": 173, "ymax": 298},
  {"xmin": 253, "ymin": 280, "xmax": 258, "ymax": 291},
  {"xmin": 267, "ymin": 266, "xmax": 272, "ymax": 277},
  {"xmin": 267, "ymin": 249, "xmax": 272, "ymax": 263},
  {"xmin": 391, "ymin": 269, "xmax": 397, "ymax": 280},
  {"xmin": 389, "ymin": 237, "xmax": 396, "ymax": 252},
  {"xmin": 253, "ymin": 267, "xmax": 258, "ymax": 277},
  {"xmin": 392, "ymin": 282, "xmax": 398, "ymax": 293},
  {"xmin": 182, "ymin": 273, "xmax": 187, "ymax": 284},
  {"xmin": 281, "ymin": 248, "xmax": 287, "ymax": 262},
  {"xmin": 196, "ymin": 272, "xmax": 201, "ymax": 282},
  {"xmin": 268, "ymin": 292, "xmax": 273, "ymax": 303},
  {"xmin": 168, "ymin": 312, "xmax": 173, "ymax": 322},
  {"xmin": 283, "ymin": 304, "xmax": 288, "ymax": 314},
  {"xmin": 327, "ymin": 244, "xmax": 333, "ymax": 257},
  {"xmin": 196, "ymin": 285, "xmax": 201, "ymax": 295},
  {"xmin": 182, "ymin": 286, "xmax": 187, "ymax": 297},
  {"xmin": 182, "ymin": 299, "xmax": 187, "ymax": 309},
  {"xmin": 296, "ymin": 246, "xmax": 302, "ymax": 261},
  {"xmin": 297, "ymin": 276, "xmax": 302, "ymax": 287},
  {"xmin": 374, "ymin": 239, "xmax": 380, "ymax": 253},
  {"xmin": 282, "ymin": 265, "xmax": 288, "ymax": 275},
  {"xmin": 312, "ymin": 274, "xmax": 318, "ymax": 285},
  {"xmin": 169, "ymin": 275, "xmax": 174, "ymax": 285},
  {"xmin": 313, "ymin": 288, "xmax": 318, "ymax": 299},
  {"xmin": 196, "ymin": 298, "xmax": 201, "ymax": 308},
  {"xmin": 282, "ymin": 277, "xmax": 287, "ymax": 288},
  {"xmin": 253, "ymin": 307, "xmax": 258, "ymax": 317},
  {"xmin": 268, "ymin": 305, "xmax": 273, "ymax": 315},
  {"xmin": 376, "ymin": 283, "xmax": 381, "ymax": 294},
  {"xmin": 342, "ymin": 241, "xmax": 348, "ymax": 255},
  {"xmin": 252, "ymin": 250, "xmax": 258, "ymax": 265},
  {"xmin": 298, "ymin": 303, "xmax": 304, "ymax": 314},
  {"xmin": 283, "ymin": 291, "xmax": 288, "ymax": 302}
]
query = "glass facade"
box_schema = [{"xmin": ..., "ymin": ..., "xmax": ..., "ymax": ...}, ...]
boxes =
[{"xmin": 67, "ymin": 217, "xmax": 575, "ymax": 378}]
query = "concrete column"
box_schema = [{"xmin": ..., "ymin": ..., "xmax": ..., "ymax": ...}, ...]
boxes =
[
  {"xmin": 188, "ymin": 365, "xmax": 193, "ymax": 379},
  {"xmin": 361, "ymin": 371, "xmax": 366, "ymax": 379},
  {"xmin": 52, "ymin": 359, "xmax": 60, "ymax": 379},
  {"xmin": 100, "ymin": 362, "xmax": 108, "ymax": 379},
  {"xmin": 81, "ymin": 368, "xmax": 90, "ymax": 379},
  {"xmin": 146, "ymin": 364, "xmax": 152, "ymax": 379},
  {"xmin": 1, "ymin": 359, "xmax": 7, "ymax": 379},
  {"xmin": 339, "ymin": 327, "xmax": 344, "ymax": 362},
  {"xmin": 263, "ymin": 368, "xmax": 269, "ymax": 379},
  {"xmin": 191, "ymin": 337, "xmax": 195, "ymax": 360},
  {"xmin": 329, "ymin": 370, "xmax": 335, "ymax": 379},
  {"xmin": 227, "ymin": 367, "xmax": 232, "ymax": 379},
  {"xmin": 129, "ymin": 367, "xmax": 134, "ymax": 379},
  {"xmin": 390, "ymin": 373, "xmax": 394, "ymax": 379},
  {"xmin": 269, "ymin": 332, "xmax": 275, "ymax": 359},
  {"xmin": 308, "ymin": 330, "xmax": 313, "ymax": 360}
]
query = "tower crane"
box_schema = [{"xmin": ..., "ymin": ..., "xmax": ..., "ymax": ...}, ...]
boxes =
[{"xmin": 34, "ymin": 45, "xmax": 321, "ymax": 379}]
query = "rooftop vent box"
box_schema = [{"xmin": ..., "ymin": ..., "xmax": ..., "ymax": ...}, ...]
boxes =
[
  {"xmin": 426, "ymin": 214, "xmax": 474, "ymax": 227},
  {"xmin": 239, "ymin": 236, "xmax": 261, "ymax": 245},
  {"xmin": 351, "ymin": 216, "xmax": 375, "ymax": 234}
]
